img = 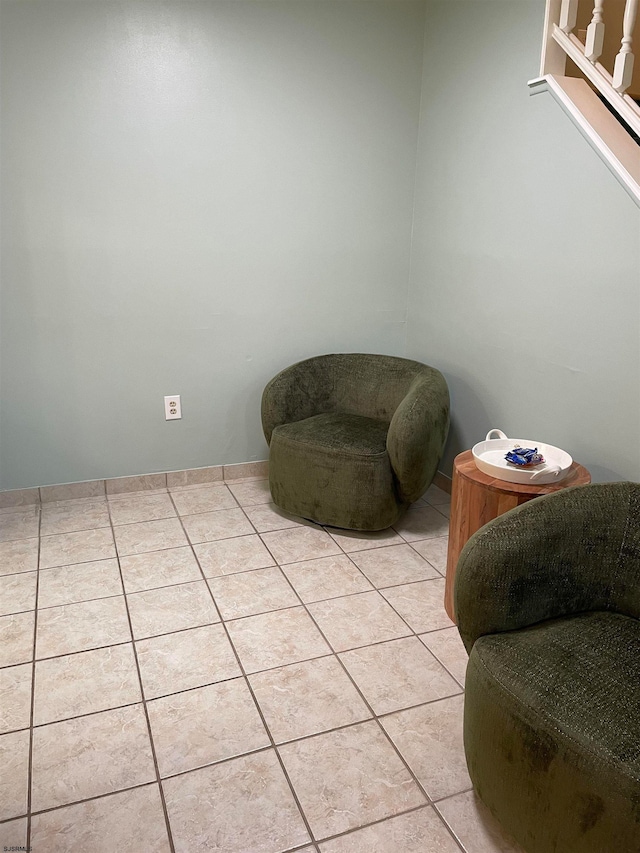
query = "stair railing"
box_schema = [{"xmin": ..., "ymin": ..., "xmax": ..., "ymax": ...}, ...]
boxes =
[{"xmin": 541, "ymin": 0, "xmax": 640, "ymax": 137}]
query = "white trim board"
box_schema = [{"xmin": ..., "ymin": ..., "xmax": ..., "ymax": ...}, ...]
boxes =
[{"xmin": 528, "ymin": 74, "xmax": 640, "ymax": 208}]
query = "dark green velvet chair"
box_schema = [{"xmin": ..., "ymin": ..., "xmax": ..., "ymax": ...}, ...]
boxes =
[
  {"xmin": 261, "ymin": 353, "xmax": 449, "ymax": 530},
  {"xmin": 455, "ymin": 482, "xmax": 640, "ymax": 853}
]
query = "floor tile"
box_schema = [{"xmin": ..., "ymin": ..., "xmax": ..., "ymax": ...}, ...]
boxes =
[
  {"xmin": 261, "ymin": 525, "xmax": 342, "ymax": 565},
  {"xmin": 114, "ymin": 518, "xmax": 188, "ymax": 557},
  {"xmin": 0, "ymin": 511, "xmax": 39, "ymax": 542},
  {"xmin": 381, "ymin": 694, "xmax": 471, "ymax": 800},
  {"xmin": 436, "ymin": 504, "xmax": 450, "ymax": 519},
  {"xmin": 147, "ymin": 677, "xmax": 269, "ymax": 776},
  {"xmin": 171, "ymin": 485, "xmax": 237, "ymax": 516},
  {"xmin": 351, "ymin": 543, "xmax": 440, "ymax": 588},
  {"xmin": 0, "ymin": 817, "xmax": 27, "ymax": 849},
  {"xmin": 194, "ymin": 535, "xmax": 275, "ymax": 577},
  {"xmin": 307, "ymin": 591, "xmax": 411, "ymax": 652},
  {"xmin": 0, "ymin": 611, "xmax": 35, "ymax": 667},
  {"xmin": 36, "ymin": 596, "xmax": 131, "ymax": 658},
  {"xmin": 120, "ymin": 547, "xmax": 201, "ymax": 592},
  {"xmin": 411, "ymin": 537, "xmax": 449, "ymax": 575},
  {"xmin": 182, "ymin": 508, "xmax": 253, "ymax": 544},
  {"xmin": 249, "ymin": 655, "xmax": 370, "ymax": 743},
  {"xmin": 163, "ymin": 750, "xmax": 310, "ymax": 853},
  {"xmin": 227, "ymin": 478, "xmax": 271, "ymax": 506},
  {"xmin": 381, "ymin": 578, "xmax": 453, "ymax": 633},
  {"xmin": 136, "ymin": 623, "xmax": 240, "ymax": 699},
  {"xmin": 31, "ymin": 704, "xmax": 156, "ymax": 812},
  {"xmin": 318, "ymin": 806, "xmax": 461, "ymax": 852},
  {"xmin": 0, "ymin": 571, "xmax": 37, "ymax": 615},
  {"xmin": 40, "ymin": 527, "xmax": 116, "ymax": 569},
  {"xmin": 339, "ymin": 636, "xmax": 461, "ymax": 715},
  {"xmin": 0, "ymin": 663, "xmax": 32, "ymax": 734},
  {"xmin": 279, "ymin": 720, "xmax": 425, "ymax": 839},
  {"xmin": 34, "ymin": 644, "xmax": 141, "ymax": 725},
  {"xmin": 436, "ymin": 790, "xmax": 527, "ymax": 853},
  {"xmin": 326, "ymin": 526, "xmax": 404, "ymax": 552},
  {"xmin": 0, "ymin": 467, "xmax": 478, "ymax": 850},
  {"xmin": 226, "ymin": 606, "xmax": 331, "ymax": 674},
  {"xmin": 394, "ymin": 505, "xmax": 450, "ymax": 542},
  {"xmin": 0, "ymin": 729, "xmax": 30, "ymax": 819},
  {"xmin": 423, "ymin": 485, "xmax": 451, "ymax": 506},
  {"xmin": 40, "ymin": 499, "xmax": 110, "ymax": 536},
  {"xmin": 127, "ymin": 580, "xmax": 219, "ymax": 639},
  {"xmin": 108, "ymin": 492, "xmax": 176, "ymax": 526},
  {"xmin": 208, "ymin": 566, "xmax": 299, "ymax": 620},
  {"xmin": 0, "ymin": 538, "xmax": 39, "ymax": 576},
  {"xmin": 420, "ymin": 627, "xmax": 469, "ymax": 686},
  {"xmin": 38, "ymin": 558, "xmax": 123, "ymax": 608},
  {"xmin": 243, "ymin": 502, "xmax": 302, "ymax": 533},
  {"xmin": 281, "ymin": 554, "xmax": 372, "ymax": 603},
  {"xmin": 31, "ymin": 785, "xmax": 172, "ymax": 853}
]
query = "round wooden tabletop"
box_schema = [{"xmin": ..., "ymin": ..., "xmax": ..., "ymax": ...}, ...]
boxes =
[{"xmin": 454, "ymin": 450, "xmax": 591, "ymax": 496}]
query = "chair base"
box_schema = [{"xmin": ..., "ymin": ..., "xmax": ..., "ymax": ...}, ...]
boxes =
[
  {"xmin": 464, "ymin": 615, "xmax": 640, "ymax": 853},
  {"xmin": 269, "ymin": 424, "xmax": 405, "ymax": 531}
]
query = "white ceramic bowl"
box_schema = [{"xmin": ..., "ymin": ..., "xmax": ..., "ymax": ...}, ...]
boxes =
[{"xmin": 472, "ymin": 429, "xmax": 573, "ymax": 485}]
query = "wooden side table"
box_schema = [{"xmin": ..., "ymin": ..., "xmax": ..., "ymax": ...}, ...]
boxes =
[{"xmin": 444, "ymin": 450, "xmax": 591, "ymax": 622}]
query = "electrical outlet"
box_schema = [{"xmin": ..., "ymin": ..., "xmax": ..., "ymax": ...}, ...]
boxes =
[{"xmin": 164, "ymin": 395, "xmax": 182, "ymax": 420}]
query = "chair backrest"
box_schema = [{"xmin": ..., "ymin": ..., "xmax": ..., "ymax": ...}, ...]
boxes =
[
  {"xmin": 327, "ymin": 353, "xmax": 434, "ymax": 422},
  {"xmin": 455, "ymin": 482, "xmax": 640, "ymax": 651},
  {"xmin": 262, "ymin": 353, "xmax": 436, "ymax": 442}
]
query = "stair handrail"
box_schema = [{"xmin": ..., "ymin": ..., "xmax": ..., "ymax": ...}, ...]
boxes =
[{"xmin": 540, "ymin": 0, "xmax": 640, "ymax": 137}]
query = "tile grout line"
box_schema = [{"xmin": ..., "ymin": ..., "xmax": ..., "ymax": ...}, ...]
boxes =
[
  {"xmin": 8, "ymin": 500, "xmax": 445, "ymax": 574},
  {"xmin": 167, "ymin": 489, "xmax": 321, "ymax": 851},
  {"xmin": 8, "ymin": 780, "xmax": 168, "ymax": 824},
  {"xmin": 285, "ymin": 553, "xmax": 469, "ymax": 852},
  {"xmin": 15, "ymin": 646, "xmax": 463, "ymax": 734},
  {"xmin": 25, "ymin": 501, "xmax": 43, "ymax": 849},
  {"xmin": 322, "ymin": 507, "xmax": 468, "ymax": 853},
  {"xmin": 4, "ymin": 518, "xmax": 464, "ymax": 703},
  {"xmin": 309, "ymin": 802, "xmax": 457, "ymax": 850},
  {"xmin": 105, "ymin": 502, "xmax": 177, "ymax": 853},
  {"xmin": 10, "ymin": 487, "xmax": 467, "ymax": 849},
  {"xmin": 184, "ymin": 495, "xmax": 461, "ymax": 708},
  {"xmin": 244, "ymin": 505, "xmax": 474, "ymax": 850},
  {"xmin": 5, "ymin": 615, "xmax": 464, "ymax": 711},
  {"xmin": 324, "ymin": 539, "xmax": 468, "ymax": 716},
  {"xmin": 242, "ymin": 510, "xmax": 447, "ymax": 840}
]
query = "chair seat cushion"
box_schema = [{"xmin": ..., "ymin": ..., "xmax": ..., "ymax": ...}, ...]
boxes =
[
  {"xmin": 268, "ymin": 413, "xmax": 402, "ymax": 530},
  {"xmin": 274, "ymin": 413, "xmax": 389, "ymax": 456},
  {"xmin": 465, "ymin": 610, "xmax": 640, "ymax": 852}
]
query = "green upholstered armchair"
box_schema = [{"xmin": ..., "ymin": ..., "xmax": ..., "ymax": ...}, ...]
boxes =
[
  {"xmin": 261, "ymin": 353, "xmax": 449, "ymax": 530},
  {"xmin": 455, "ymin": 482, "xmax": 640, "ymax": 853}
]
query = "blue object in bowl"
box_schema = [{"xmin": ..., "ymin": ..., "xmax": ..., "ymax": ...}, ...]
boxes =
[{"xmin": 505, "ymin": 446, "xmax": 545, "ymax": 467}]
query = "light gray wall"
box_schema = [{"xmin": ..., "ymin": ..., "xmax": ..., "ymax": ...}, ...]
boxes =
[
  {"xmin": 407, "ymin": 0, "xmax": 640, "ymax": 482},
  {"xmin": 0, "ymin": 0, "xmax": 425, "ymax": 489},
  {"xmin": 3, "ymin": 0, "xmax": 639, "ymax": 491}
]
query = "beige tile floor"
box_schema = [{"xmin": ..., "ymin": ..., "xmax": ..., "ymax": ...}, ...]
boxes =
[{"xmin": 0, "ymin": 478, "xmax": 525, "ymax": 853}]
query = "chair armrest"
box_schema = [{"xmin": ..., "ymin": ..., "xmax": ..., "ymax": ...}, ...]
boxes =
[
  {"xmin": 261, "ymin": 356, "xmax": 336, "ymax": 445},
  {"xmin": 386, "ymin": 368, "xmax": 449, "ymax": 503},
  {"xmin": 454, "ymin": 482, "xmax": 639, "ymax": 653}
]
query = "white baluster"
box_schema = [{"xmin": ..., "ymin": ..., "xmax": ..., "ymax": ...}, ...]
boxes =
[
  {"xmin": 585, "ymin": 0, "xmax": 605, "ymax": 62},
  {"xmin": 613, "ymin": 0, "xmax": 638, "ymax": 92},
  {"xmin": 559, "ymin": 0, "xmax": 579, "ymax": 33}
]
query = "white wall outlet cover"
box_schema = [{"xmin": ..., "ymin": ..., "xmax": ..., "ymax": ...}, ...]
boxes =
[{"xmin": 164, "ymin": 395, "xmax": 182, "ymax": 420}]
